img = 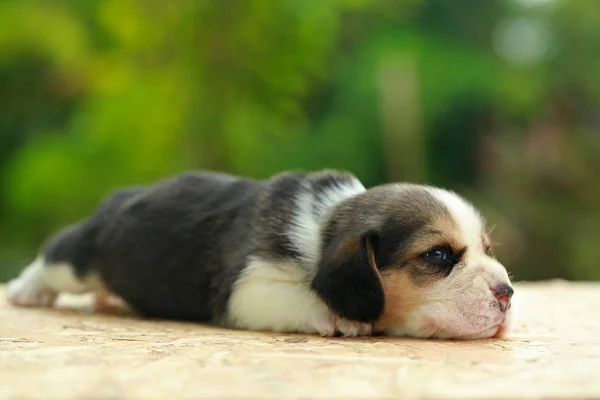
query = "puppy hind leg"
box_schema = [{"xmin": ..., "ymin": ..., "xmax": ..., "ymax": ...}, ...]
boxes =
[
  {"xmin": 7, "ymin": 256, "xmax": 95, "ymax": 307},
  {"xmin": 7, "ymin": 223, "xmax": 101, "ymax": 308},
  {"xmin": 6, "ymin": 256, "xmax": 127, "ymax": 312},
  {"xmin": 7, "ymin": 257, "xmax": 57, "ymax": 307}
]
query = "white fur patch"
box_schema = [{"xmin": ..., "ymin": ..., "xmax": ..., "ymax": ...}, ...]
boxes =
[
  {"xmin": 287, "ymin": 178, "xmax": 365, "ymax": 268},
  {"xmin": 227, "ymin": 257, "xmax": 331, "ymax": 334},
  {"xmin": 426, "ymin": 187, "xmax": 483, "ymax": 248},
  {"xmin": 7, "ymin": 256, "xmax": 101, "ymax": 307},
  {"xmin": 426, "ymin": 187, "xmax": 510, "ymax": 283},
  {"xmin": 227, "ymin": 257, "xmax": 371, "ymax": 337}
]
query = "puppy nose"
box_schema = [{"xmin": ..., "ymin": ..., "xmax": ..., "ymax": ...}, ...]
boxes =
[{"xmin": 492, "ymin": 284, "xmax": 514, "ymax": 313}]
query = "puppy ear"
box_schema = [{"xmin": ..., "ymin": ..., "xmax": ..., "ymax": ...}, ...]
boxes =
[{"xmin": 311, "ymin": 230, "xmax": 385, "ymax": 323}]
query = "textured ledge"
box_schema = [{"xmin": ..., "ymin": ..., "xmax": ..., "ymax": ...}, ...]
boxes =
[{"xmin": 1, "ymin": 280, "xmax": 599, "ymax": 399}]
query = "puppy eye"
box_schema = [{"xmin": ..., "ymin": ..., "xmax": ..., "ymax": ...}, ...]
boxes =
[
  {"xmin": 425, "ymin": 249, "xmax": 448, "ymax": 261},
  {"xmin": 421, "ymin": 246, "xmax": 459, "ymax": 276}
]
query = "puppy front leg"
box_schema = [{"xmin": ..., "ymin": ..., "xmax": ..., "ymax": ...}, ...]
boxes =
[{"xmin": 226, "ymin": 258, "xmax": 372, "ymax": 337}]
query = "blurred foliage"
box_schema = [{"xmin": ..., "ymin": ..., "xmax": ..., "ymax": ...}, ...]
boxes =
[{"xmin": 0, "ymin": 0, "xmax": 599, "ymax": 282}]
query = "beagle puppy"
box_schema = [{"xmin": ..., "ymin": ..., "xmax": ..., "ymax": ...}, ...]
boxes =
[{"xmin": 6, "ymin": 170, "xmax": 514, "ymax": 339}]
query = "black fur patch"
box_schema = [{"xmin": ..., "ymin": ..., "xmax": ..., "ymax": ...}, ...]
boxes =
[{"xmin": 37, "ymin": 169, "xmax": 365, "ymax": 325}]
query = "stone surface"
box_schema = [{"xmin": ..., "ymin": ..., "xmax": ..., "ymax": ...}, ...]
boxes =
[{"xmin": 1, "ymin": 280, "xmax": 599, "ymax": 399}]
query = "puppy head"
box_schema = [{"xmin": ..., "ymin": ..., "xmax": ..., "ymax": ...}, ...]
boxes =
[{"xmin": 311, "ymin": 184, "xmax": 514, "ymax": 340}]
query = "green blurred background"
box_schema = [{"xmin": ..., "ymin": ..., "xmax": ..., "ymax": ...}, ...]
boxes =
[{"xmin": 0, "ymin": 0, "xmax": 598, "ymax": 282}]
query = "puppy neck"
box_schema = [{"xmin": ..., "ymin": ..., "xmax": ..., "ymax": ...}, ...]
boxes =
[{"xmin": 286, "ymin": 171, "xmax": 366, "ymax": 270}]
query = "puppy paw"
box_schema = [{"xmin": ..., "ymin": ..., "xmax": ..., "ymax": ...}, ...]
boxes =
[
  {"xmin": 7, "ymin": 278, "xmax": 57, "ymax": 308},
  {"xmin": 336, "ymin": 318, "xmax": 372, "ymax": 337},
  {"xmin": 311, "ymin": 309, "xmax": 372, "ymax": 337},
  {"xmin": 94, "ymin": 292, "xmax": 130, "ymax": 313},
  {"xmin": 311, "ymin": 310, "xmax": 337, "ymax": 337}
]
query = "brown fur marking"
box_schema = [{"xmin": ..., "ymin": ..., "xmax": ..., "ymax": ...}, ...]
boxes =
[{"xmin": 374, "ymin": 269, "xmax": 425, "ymax": 332}]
